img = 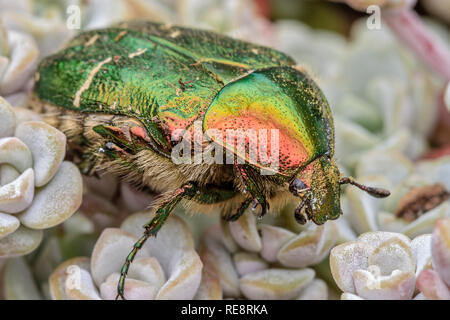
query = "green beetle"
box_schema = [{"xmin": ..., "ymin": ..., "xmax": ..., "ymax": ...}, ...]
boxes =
[{"xmin": 32, "ymin": 21, "xmax": 389, "ymax": 299}]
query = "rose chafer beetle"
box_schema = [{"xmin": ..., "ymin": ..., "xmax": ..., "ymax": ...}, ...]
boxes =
[{"xmin": 32, "ymin": 21, "xmax": 390, "ymax": 299}]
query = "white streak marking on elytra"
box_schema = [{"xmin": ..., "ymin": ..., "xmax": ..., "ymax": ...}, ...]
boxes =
[
  {"xmin": 128, "ymin": 48, "xmax": 148, "ymax": 59},
  {"xmin": 85, "ymin": 34, "xmax": 99, "ymax": 47},
  {"xmin": 73, "ymin": 57, "xmax": 112, "ymax": 108},
  {"xmin": 170, "ymin": 30, "xmax": 180, "ymax": 38}
]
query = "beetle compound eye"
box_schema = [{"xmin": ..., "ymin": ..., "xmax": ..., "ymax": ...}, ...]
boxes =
[
  {"xmin": 289, "ymin": 178, "xmax": 309, "ymax": 196},
  {"xmin": 340, "ymin": 177, "xmax": 391, "ymax": 198}
]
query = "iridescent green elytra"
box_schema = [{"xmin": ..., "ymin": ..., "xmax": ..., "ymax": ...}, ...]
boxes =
[
  {"xmin": 33, "ymin": 21, "xmax": 390, "ymax": 299},
  {"xmin": 35, "ymin": 21, "xmax": 296, "ymax": 157}
]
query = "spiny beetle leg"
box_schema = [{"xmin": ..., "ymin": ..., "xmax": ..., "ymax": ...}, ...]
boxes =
[
  {"xmin": 116, "ymin": 182, "xmax": 198, "ymax": 300},
  {"xmin": 224, "ymin": 197, "xmax": 253, "ymax": 222},
  {"xmin": 294, "ymin": 197, "xmax": 309, "ymax": 225},
  {"xmin": 256, "ymin": 199, "xmax": 269, "ymax": 218},
  {"xmin": 235, "ymin": 164, "xmax": 269, "ymax": 219}
]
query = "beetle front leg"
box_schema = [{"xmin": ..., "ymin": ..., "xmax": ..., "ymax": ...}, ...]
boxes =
[
  {"xmin": 116, "ymin": 181, "xmax": 198, "ymax": 300},
  {"xmin": 224, "ymin": 197, "xmax": 253, "ymax": 221},
  {"xmin": 235, "ymin": 164, "xmax": 269, "ymax": 218}
]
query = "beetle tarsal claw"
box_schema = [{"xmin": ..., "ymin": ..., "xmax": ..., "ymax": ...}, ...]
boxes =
[
  {"xmin": 224, "ymin": 197, "xmax": 252, "ymax": 221},
  {"xmin": 251, "ymin": 198, "xmax": 269, "ymax": 219},
  {"xmin": 115, "ymin": 293, "xmax": 125, "ymax": 300},
  {"xmin": 340, "ymin": 177, "xmax": 391, "ymax": 198},
  {"xmin": 294, "ymin": 195, "xmax": 310, "ymax": 225},
  {"xmin": 259, "ymin": 201, "xmax": 268, "ymax": 218}
]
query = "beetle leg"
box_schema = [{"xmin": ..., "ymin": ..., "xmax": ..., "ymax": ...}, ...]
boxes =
[
  {"xmin": 235, "ymin": 164, "xmax": 269, "ymax": 218},
  {"xmin": 77, "ymin": 144, "xmax": 106, "ymax": 176},
  {"xmin": 294, "ymin": 195, "xmax": 309, "ymax": 225},
  {"xmin": 116, "ymin": 181, "xmax": 198, "ymax": 300},
  {"xmin": 293, "ymin": 189, "xmax": 313, "ymax": 225},
  {"xmin": 305, "ymin": 202, "xmax": 314, "ymax": 221},
  {"xmin": 224, "ymin": 197, "xmax": 253, "ymax": 221},
  {"xmin": 78, "ymin": 140, "xmax": 131, "ymax": 176}
]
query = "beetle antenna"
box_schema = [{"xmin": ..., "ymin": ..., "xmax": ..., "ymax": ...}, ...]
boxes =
[{"xmin": 340, "ymin": 177, "xmax": 390, "ymax": 198}]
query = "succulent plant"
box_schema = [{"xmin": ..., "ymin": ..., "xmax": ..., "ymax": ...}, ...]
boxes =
[
  {"xmin": 330, "ymin": 230, "xmax": 431, "ymax": 299},
  {"xmin": 0, "ymin": 97, "xmax": 82, "ymax": 258},
  {"xmin": 416, "ymin": 217, "xmax": 450, "ymax": 300},
  {"xmin": 338, "ymin": 152, "xmax": 450, "ymax": 239},
  {"xmin": 0, "ymin": 0, "xmax": 269, "ymax": 52},
  {"xmin": 49, "ymin": 211, "xmax": 203, "ymax": 300},
  {"xmin": 79, "ymin": 173, "xmax": 156, "ymax": 233},
  {"xmin": 0, "ymin": 21, "xmax": 39, "ymax": 105},
  {"xmin": 331, "ymin": 217, "xmax": 450, "ymax": 300},
  {"xmin": 1, "ymin": 176, "xmax": 155, "ymax": 300},
  {"xmin": 197, "ymin": 211, "xmax": 335, "ymax": 300}
]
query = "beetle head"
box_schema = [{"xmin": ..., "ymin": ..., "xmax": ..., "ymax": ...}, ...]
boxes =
[
  {"xmin": 289, "ymin": 156, "xmax": 390, "ymax": 225},
  {"xmin": 289, "ymin": 156, "xmax": 341, "ymax": 224}
]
